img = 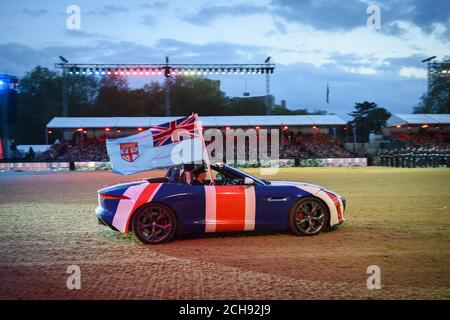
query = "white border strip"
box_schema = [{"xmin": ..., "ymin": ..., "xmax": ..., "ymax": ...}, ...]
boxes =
[
  {"xmin": 204, "ymin": 186, "xmax": 216, "ymax": 232},
  {"xmin": 244, "ymin": 186, "xmax": 256, "ymax": 231}
]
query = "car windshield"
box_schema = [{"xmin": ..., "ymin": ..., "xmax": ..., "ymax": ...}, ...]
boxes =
[
  {"xmin": 211, "ymin": 164, "xmax": 268, "ymax": 186},
  {"xmin": 164, "ymin": 163, "xmax": 269, "ymax": 186}
]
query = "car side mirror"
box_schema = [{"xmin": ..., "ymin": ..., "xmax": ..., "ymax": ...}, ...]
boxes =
[{"xmin": 244, "ymin": 177, "xmax": 254, "ymax": 185}]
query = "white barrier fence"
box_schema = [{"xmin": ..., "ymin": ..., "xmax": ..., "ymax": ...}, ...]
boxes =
[
  {"xmin": 0, "ymin": 158, "xmax": 367, "ymax": 173},
  {"xmin": 0, "ymin": 162, "xmax": 71, "ymax": 172}
]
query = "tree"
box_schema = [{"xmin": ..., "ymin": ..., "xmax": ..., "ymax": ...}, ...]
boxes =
[
  {"xmin": 272, "ymin": 107, "xmax": 327, "ymax": 115},
  {"xmin": 169, "ymin": 77, "xmax": 226, "ymax": 116},
  {"xmin": 13, "ymin": 66, "xmax": 62, "ymax": 144},
  {"xmin": 414, "ymin": 56, "xmax": 450, "ymax": 114},
  {"xmin": 224, "ymin": 98, "xmax": 266, "ymax": 115},
  {"xmin": 66, "ymin": 75, "xmax": 99, "ymax": 117},
  {"xmin": 348, "ymin": 101, "xmax": 391, "ymax": 141},
  {"xmin": 94, "ymin": 76, "xmax": 130, "ymax": 116}
]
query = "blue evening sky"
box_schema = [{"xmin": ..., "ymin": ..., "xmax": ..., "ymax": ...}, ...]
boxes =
[{"xmin": 1, "ymin": 0, "xmax": 449, "ymax": 118}]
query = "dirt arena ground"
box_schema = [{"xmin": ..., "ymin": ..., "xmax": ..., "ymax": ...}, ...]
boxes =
[{"xmin": 0, "ymin": 167, "xmax": 449, "ymax": 300}]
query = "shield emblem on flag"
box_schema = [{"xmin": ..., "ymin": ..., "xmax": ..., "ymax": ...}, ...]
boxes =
[{"xmin": 120, "ymin": 142, "xmax": 139, "ymax": 162}]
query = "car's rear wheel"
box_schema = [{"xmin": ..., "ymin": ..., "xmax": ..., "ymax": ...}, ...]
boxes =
[
  {"xmin": 289, "ymin": 197, "xmax": 329, "ymax": 236},
  {"xmin": 131, "ymin": 203, "xmax": 177, "ymax": 244}
]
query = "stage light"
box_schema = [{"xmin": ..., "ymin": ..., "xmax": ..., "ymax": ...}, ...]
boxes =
[
  {"xmin": 117, "ymin": 129, "xmax": 121, "ymax": 133},
  {"xmin": 157, "ymin": 69, "xmax": 162, "ymax": 75},
  {"xmin": 83, "ymin": 130, "xmax": 87, "ymax": 134},
  {"xmin": 396, "ymin": 125, "xmax": 402, "ymax": 128},
  {"xmin": 105, "ymin": 128, "xmax": 110, "ymax": 132},
  {"xmin": 313, "ymin": 125, "xmax": 318, "ymax": 130},
  {"xmin": 48, "ymin": 130, "xmax": 52, "ymax": 134},
  {"xmin": 226, "ymin": 126, "xmax": 231, "ymax": 130},
  {"xmin": 77, "ymin": 128, "xmax": 83, "ymax": 132},
  {"xmin": 421, "ymin": 124, "xmax": 428, "ymax": 128},
  {"xmin": 138, "ymin": 127, "xmax": 143, "ymax": 131},
  {"xmin": 283, "ymin": 126, "xmax": 289, "ymax": 130},
  {"xmin": 255, "ymin": 126, "xmax": 260, "ymax": 129}
]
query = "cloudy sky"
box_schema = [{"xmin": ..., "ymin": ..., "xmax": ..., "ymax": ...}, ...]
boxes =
[{"xmin": 0, "ymin": 0, "xmax": 449, "ymax": 118}]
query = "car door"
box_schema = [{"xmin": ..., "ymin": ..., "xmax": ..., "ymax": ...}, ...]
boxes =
[
  {"xmin": 204, "ymin": 184, "xmax": 256, "ymax": 233},
  {"xmin": 258, "ymin": 185, "xmax": 295, "ymax": 230}
]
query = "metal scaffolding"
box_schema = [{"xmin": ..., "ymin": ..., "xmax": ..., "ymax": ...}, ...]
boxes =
[{"xmin": 54, "ymin": 57, "xmax": 276, "ymax": 116}]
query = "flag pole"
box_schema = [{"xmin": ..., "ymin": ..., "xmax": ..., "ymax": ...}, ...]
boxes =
[
  {"xmin": 194, "ymin": 113, "xmax": 213, "ymax": 183},
  {"xmin": 326, "ymin": 81, "xmax": 330, "ymax": 113}
]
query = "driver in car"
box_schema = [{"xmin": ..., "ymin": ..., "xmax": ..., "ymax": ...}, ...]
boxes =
[{"xmin": 191, "ymin": 165, "xmax": 208, "ymax": 185}]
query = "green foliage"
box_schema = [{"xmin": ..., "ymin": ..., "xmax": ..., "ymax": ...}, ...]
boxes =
[
  {"xmin": 414, "ymin": 56, "xmax": 450, "ymax": 114},
  {"xmin": 348, "ymin": 101, "xmax": 391, "ymax": 141},
  {"xmin": 13, "ymin": 66, "xmax": 62, "ymax": 144},
  {"xmin": 12, "ymin": 66, "xmax": 326, "ymax": 144},
  {"xmin": 170, "ymin": 77, "xmax": 226, "ymax": 116},
  {"xmin": 224, "ymin": 98, "xmax": 266, "ymax": 115},
  {"xmin": 272, "ymin": 107, "xmax": 327, "ymax": 115}
]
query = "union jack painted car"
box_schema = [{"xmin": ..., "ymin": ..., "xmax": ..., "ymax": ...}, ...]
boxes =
[{"xmin": 96, "ymin": 163, "xmax": 346, "ymax": 244}]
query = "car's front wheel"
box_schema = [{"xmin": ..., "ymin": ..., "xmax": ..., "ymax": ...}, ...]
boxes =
[
  {"xmin": 289, "ymin": 197, "xmax": 329, "ymax": 236},
  {"xmin": 131, "ymin": 203, "xmax": 177, "ymax": 244}
]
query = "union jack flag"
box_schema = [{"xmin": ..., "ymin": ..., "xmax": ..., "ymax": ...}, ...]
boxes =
[{"xmin": 150, "ymin": 114, "xmax": 199, "ymax": 147}]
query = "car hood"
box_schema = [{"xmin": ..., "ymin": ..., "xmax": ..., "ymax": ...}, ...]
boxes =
[{"xmin": 269, "ymin": 180, "xmax": 340, "ymax": 197}]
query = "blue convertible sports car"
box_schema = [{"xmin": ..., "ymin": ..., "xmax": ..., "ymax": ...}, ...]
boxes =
[{"xmin": 96, "ymin": 163, "xmax": 346, "ymax": 244}]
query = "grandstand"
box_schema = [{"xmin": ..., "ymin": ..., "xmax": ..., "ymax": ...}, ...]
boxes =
[
  {"xmin": 383, "ymin": 114, "xmax": 450, "ymax": 148},
  {"xmin": 4, "ymin": 114, "xmax": 447, "ymax": 167},
  {"xmin": 41, "ymin": 115, "xmax": 351, "ymax": 163},
  {"xmin": 376, "ymin": 114, "xmax": 450, "ymax": 167}
]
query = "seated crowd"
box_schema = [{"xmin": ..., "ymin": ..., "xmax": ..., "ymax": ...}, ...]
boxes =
[
  {"xmin": 36, "ymin": 136, "xmax": 109, "ymax": 162},
  {"xmin": 35, "ymin": 133, "xmax": 351, "ymax": 162},
  {"xmin": 280, "ymin": 133, "xmax": 351, "ymax": 159},
  {"xmin": 391, "ymin": 131, "xmax": 450, "ymax": 149}
]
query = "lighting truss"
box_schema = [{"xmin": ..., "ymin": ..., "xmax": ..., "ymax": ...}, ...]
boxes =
[{"xmin": 54, "ymin": 63, "xmax": 276, "ymax": 77}]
